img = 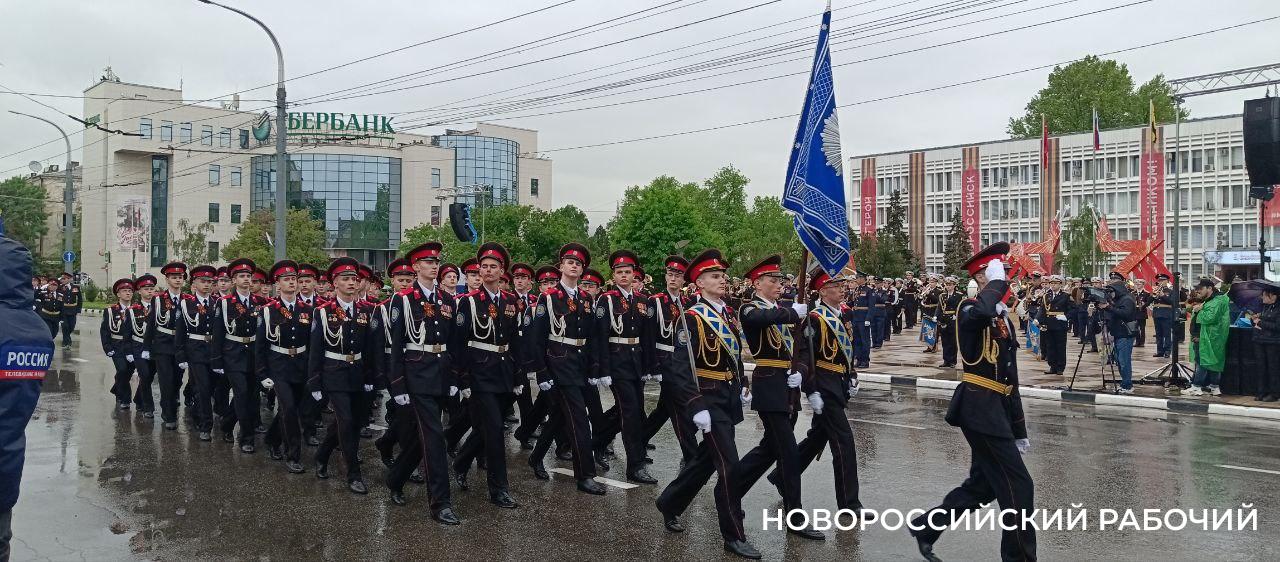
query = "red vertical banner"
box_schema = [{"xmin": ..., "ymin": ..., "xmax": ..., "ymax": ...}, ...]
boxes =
[
  {"xmin": 1263, "ymin": 190, "xmax": 1280, "ymax": 227},
  {"xmin": 961, "ymin": 146, "xmax": 981, "ymax": 250},
  {"xmin": 1139, "ymin": 124, "xmax": 1166, "ymax": 253},
  {"xmin": 860, "ymin": 158, "xmax": 877, "ymax": 236}
]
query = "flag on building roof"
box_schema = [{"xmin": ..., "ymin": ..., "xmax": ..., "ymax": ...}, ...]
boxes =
[
  {"xmin": 1092, "ymin": 106, "xmax": 1101, "ymax": 152},
  {"xmin": 1040, "ymin": 113, "xmax": 1049, "ymax": 168},
  {"xmin": 1148, "ymin": 99, "xmax": 1159, "ymax": 145}
]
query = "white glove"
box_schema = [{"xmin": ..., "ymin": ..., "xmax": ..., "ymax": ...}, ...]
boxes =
[
  {"xmin": 363, "ymin": 384, "xmax": 373, "ymax": 392},
  {"xmin": 178, "ymin": 362, "xmax": 189, "ymax": 370},
  {"xmin": 261, "ymin": 379, "xmax": 275, "ymax": 390},
  {"xmin": 311, "ymin": 391, "xmax": 323, "ymax": 401},
  {"xmin": 808, "ymin": 392, "xmax": 824, "ymax": 415},
  {"xmin": 599, "ymin": 376, "xmax": 612, "ymax": 387},
  {"xmin": 449, "ymin": 385, "xmax": 459, "ymax": 397},
  {"xmin": 791, "ymin": 302, "xmax": 808, "ymax": 316},
  {"xmin": 996, "ymin": 303, "xmax": 1009, "ymax": 316},
  {"xmin": 786, "ymin": 371, "xmax": 802, "ymax": 389},
  {"xmin": 394, "ymin": 394, "xmax": 410, "ymax": 406},
  {"xmin": 985, "ymin": 258, "xmax": 1007, "ymax": 282},
  {"xmin": 587, "ymin": 377, "xmax": 599, "ymax": 386},
  {"xmin": 653, "ymin": 374, "xmax": 663, "ymax": 383},
  {"xmin": 864, "ymin": 321, "xmax": 871, "ymax": 327},
  {"xmin": 740, "ymin": 388, "xmax": 752, "ymax": 407},
  {"xmin": 107, "ymin": 350, "xmax": 115, "ymax": 357},
  {"xmin": 847, "ymin": 381, "xmax": 859, "ymax": 398},
  {"xmin": 212, "ymin": 368, "xmax": 225, "ymax": 374},
  {"xmin": 527, "ymin": 372, "xmax": 537, "ymax": 381},
  {"xmin": 126, "ymin": 354, "xmax": 135, "ymax": 363},
  {"xmin": 141, "ymin": 351, "xmax": 151, "ymax": 360},
  {"xmin": 1015, "ymin": 438, "xmax": 1030, "ymax": 454},
  {"xmin": 641, "ymin": 373, "xmax": 653, "ymax": 382},
  {"xmin": 514, "ymin": 385, "xmax": 524, "ymax": 396},
  {"xmin": 1055, "ymin": 315, "xmax": 1067, "ymax": 321},
  {"xmin": 538, "ymin": 381, "xmax": 553, "ymax": 392},
  {"xmin": 460, "ymin": 388, "xmax": 472, "ymax": 400},
  {"xmin": 691, "ymin": 410, "xmax": 711, "ymax": 434}
]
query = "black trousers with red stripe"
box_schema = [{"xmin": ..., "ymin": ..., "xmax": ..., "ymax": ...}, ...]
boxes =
[
  {"xmin": 792, "ymin": 403, "xmax": 861, "ymax": 511},
  {"xmin": 531, "ymin": 384, "xmax": 595, "ymax": 479},
  {"xmin": 590, "ymin": 377, "xmax": 648, "ymax": 474},
  {"xmin": 315, "ymin": 391, "xmax": 362, "ymax": 482},
  {"xmin": 730, "ymin": 410, "xmax": 803, "ymax": 510},
  {"xmin": 655, "ymin": 415, "xmax": 746, "ymax": 543},
  {"xmin": 387, "ymin": 392, "xmax": 451, "ymax": 511}
]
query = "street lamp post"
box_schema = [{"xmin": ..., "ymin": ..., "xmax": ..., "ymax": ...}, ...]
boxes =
[
  {"xmin": 10, "ymin": 111, "xmax": 73, "ymax": 275},
  {"xmin": 199, "ymin": 0, "xmax": 288, "ymax": 261}
]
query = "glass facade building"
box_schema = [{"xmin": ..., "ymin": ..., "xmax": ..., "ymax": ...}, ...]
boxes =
[
  {"xmin": 251, "ymin": 153, "xmax": 402, "ymax": 255},
  {"xmin": 149, "ymin": 156, "xmax": 169, "ymax": 266},
  {"xmin": 435, "ymin": 134, "xmax": 519, "ymax": 206}
]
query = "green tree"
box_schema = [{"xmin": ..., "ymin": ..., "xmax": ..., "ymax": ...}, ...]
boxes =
[
  {"xmin": 1007, "ymin": 55, "xmax": 1187, "ymax": 139},
  {"xmin": 702, "ymin": 165, "xmax": 749, "ymax": 242},
  {"xmin": 1059, "ymin": 206, "xmax": 1103, "ymax": 278},
  {"xmin": 872, "ymin": 189, "xmax": 914, "ymax": 277},
  {"xmin": 586, "ymin": 224, "xmax": 610, "ymax": 265},
  {"xmin": 610, "ymin": 176, "xmax": 720, "ymax": 270},
  {"xmin": 0, "ymin": 176, "xmax": 50, "ymax": 250},
  {"xmin": 854, "ymin": 233, "xmax": 881, "ymax": 276},
  {"xmin": 729, "ymin": 196, "xmax": 803, "ymax": 277},
  {"xmin": 169, "ymin": 218, "xmax": 215, "ymax": 265},
  {"xmin": 222, "ymin": 209, "xmax": 328, "ymax": 267},
  {"xmin": 942, "ymin": 210, "xmax": 973, "ymax": 277},
  {"xmin": 399, "ymin": 204, "xmax": 591, "ymax": 267}
]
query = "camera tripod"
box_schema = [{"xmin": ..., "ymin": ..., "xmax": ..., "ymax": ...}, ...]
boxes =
[{"xmin": 1067, "ymin": 318, "xmax": 1119, "ymax": 392}]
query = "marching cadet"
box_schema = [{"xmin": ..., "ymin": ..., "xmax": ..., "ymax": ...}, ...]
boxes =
[
  {"xmin": 903, "ymin": 271, "xmax": 920, "ymax": 329},
  {"xmin": 212, "ymin": 259, "xmax": 269, "ymax": 453},
  {"xmin": 451, "ymin": 243, "xmax": 524, "ymax": 509},
  {"xmin": 653, "ymin": 248, "xmax": 758, "ymax": 560},
  {"xmin": 373, "ymin": 258, "xmax": 416, "ymax": 465},
  {"xmin": 36, "ymin": 277, "xmax": 62, "ymax": 337},
  {"xmin": 385, "ymin": 242, "xmax": 460, "ymax": 525},
  {"xmin": 58, "ymin": 272, "xmax": 82, "ymax": 347},
  {"xmin": 440, "ymin": 263, "xmax": 461, "ymax": 296},
  {"xmin": 152, "ymin": 262, "xmax": 189, "ymax": 430},
  {"xmin": 578, "ymin": 267, "xmax": 609, "ymax": 468},
  {"xmin": 297, "ymin": 264, "xmax": 321, "ymax": 307},
  {"xmin": 1133, "ymin": 278, "xmax": 1151, "ymax": 347},
  {"xmin": 297, "ymin": 263, "xmax": 325, "ymax": 446},
  {"xmin": 132, "ymin": 274, "xmax": 158, "ymax": 415},
  {"xmin": 461, "ymin": 258, "xmax": 481, "ymax": 293},
  {"xmin": 920, "ymin": 275, "xmax": 941, "ymax": 353},
  {"xmin": 911, "ymin": 242, "xmax": 1035, "ymax": 562},
  {"xmin": 588, "ymin": 250, "xmax": 656, "ymax": 485},
  {"xmin": 937, "ymin": 276, "xmax": 963, "ymax": 368},
  {"xmin": 728, "ymin": 256, "xmax": 824, "ymax": 541},
  {"xmin": 508, "ymin": 262, "xmax": 538, "ymax": 432},
  {"xmin": 215, "ymin": 267, "xmax": 231, "ymax": 299},
  {"xmin": 640, "ymin": 256, "xmax": 698, "ymax": 466},
  {"xmin": 1040, "ymin": 275, "xmax": 1071, "ymax": 375},
  {"xmin": 103, "ymin": 279, "xmax": 138, "ymax": 410},
  {"xmin": 848, "ymin": 274, "xmax": 874, "ymax": 369},
  {"xmin": 1152, "ymin": 273, "xmax": 1174, "ymax": 358},
  {"xmin": 782, "ymin": 269, "xmax": 864, "ymax": 519},
  {"xmin": 309, "ymin": 257, "xmax": 378, "ymax": 494},
  {"xmin": 526, "ymin": 243, "xmax": 607, "ymax": 496},
  {"xmin": 175, "ymin": 265, "xmax": 218, "ymax": 441},
  {"xmin": 250, "ymin": 268, "xmax": 267, "ymax": 298},
  {"xmin": 353, "ymin": 264, "xmax": 379, "ymax": 439},
  {"xmin": 257, "ymin": 260, "xmax": 313, "ymax": 473},
  {"xmin": 512, "ymin": 266, "xmax": 562, "ymax": 449}
]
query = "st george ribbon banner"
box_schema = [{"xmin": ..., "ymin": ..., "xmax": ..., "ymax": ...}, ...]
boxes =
[
  {"xmin": 1140, "ymin": 107, "xmax": 1166, "ymax": 251},
  {"xmin": 781, "ymin": 7, "xmax": 850, "ymax": 277}
]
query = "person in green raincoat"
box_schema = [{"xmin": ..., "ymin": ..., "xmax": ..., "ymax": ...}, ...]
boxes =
[{"xmin": 1188, "ymin": 278, "xmax": 1230, "ymax": 396}]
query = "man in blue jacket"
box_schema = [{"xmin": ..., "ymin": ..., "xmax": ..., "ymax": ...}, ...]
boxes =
[{"xmin": 0, "ymin": 221, "xmax": 52, "ymax": 560}]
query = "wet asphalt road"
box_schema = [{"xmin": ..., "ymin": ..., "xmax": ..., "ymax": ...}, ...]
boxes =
[{"xmin": 12, "ymin": 323, "xmax": 1280, "ymax": 561}]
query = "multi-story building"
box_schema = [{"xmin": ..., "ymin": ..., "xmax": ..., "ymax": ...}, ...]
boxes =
[
  {"xmin": 78, "ymin": 72, "xmax": 552, "ymax": 286},
  {"xmin": 850, "ymin": 113, "xmax": 1268, "ymax": 282},
  {"xmin": 24, "ymin": 163, "xmax": 82, "ymax": 259}
]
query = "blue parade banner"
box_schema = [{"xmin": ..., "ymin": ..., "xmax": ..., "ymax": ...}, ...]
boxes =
[{"xmin": 921, "ymin": 316, "xmax": 938, "ymax": 348}]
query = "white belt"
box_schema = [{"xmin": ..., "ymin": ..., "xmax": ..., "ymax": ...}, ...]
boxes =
[
  {"xmin": 655, "ymin": 343, "xmax": 675, "ymax": 353},
  {"xmin": 110, "ymin": 334, "xmax": 124, "ymax": 340},
  {"xmin": 157, "ymin": 326, "xmax": 175, "ymax": 335},
  {"xmin": 187, "ymin": 333, "xmax": 210, "ymax": 341},
  {"xmin": 225, "ymin": 334, "xmax": 254, "ymax": 344},
  {"xmin": 270, "ymin": 344, "xmax": 307, "ymax": 356},
  {"xmin": 549, "ymin": 335, "xmax": 586, "ymax": 347},
  {"xmin": 324, "ymin": 351, "xmax": 362, "ymax": 363},
  {"xmin": 385, "ymin": 346, "xmax": 392, "ymax": 354},
  {"xmin": 609, "ymin": 337, "xmax": 640, "ymax": 345},
  {"xmin": 406, "ymin": 343, "xmax": 447, "ymax": 353},
  {"xmin": 467, "ymin": 341, "xmax": 509, "ymax": 354}
]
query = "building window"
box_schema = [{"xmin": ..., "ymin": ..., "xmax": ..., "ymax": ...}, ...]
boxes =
[
  {"xmin": 431, "ymin": 168, "xmax": 442, "ymax": 188},
  {"xmin": 201, "ymin": 125, "xmax": 213, "ymax": 146},
  {"xmin": 150, "ymin": 156, "xmax": 169, "ymax": 267},
  {"xmin": 1231, "ymin": 147, "xmax": 1245, "ymax": 169},
  {"xmin": 431, "ymin": 205, "xmax": 441, "ymax": 226},
  {"xmin": 180, "ymin": 122, "xmax": 192, "ymax": 143},
  {"xmin": 230, "ymin": 166, "xmax": 242, "ymax": 186},
  {"xmin": 207, "ymin": 241, "xmax": 220, "ymax": 262},
  {"xmin": 209, "ymin": 203, "xmax": 221, "ymax": 223},
  {"xmin": 239, "ymin": 129, "xmax": 249, "ymax": 149},
  {"xmin": 219, "ymin": 128, "xmax": 231, "ymax": 147},
  {"xmin": 160, "ymin": 120, "xmax": 173, "ymax": 142},
  {"xmin": 531, "ymin": 178, "xmax": 540, "ymax": 197},
  {"xmin": 209, "ymin": 164, "xmax": 221, "ymax": 185},
  {"xmin": 231, "ymin": 204, "xmax": 242, "ymax": 224},
  {"xmin": 139, "ymin": 118, "xmax": 153, "ymax": 139}
]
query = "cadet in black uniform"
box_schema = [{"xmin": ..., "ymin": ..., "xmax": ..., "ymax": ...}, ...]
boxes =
[
  {"xmin": 903, "ymin": 272, "xmax": 920, "ymax": 329},
  {"xmin": 175, "ymin": 265, "xmax": 218, "ymax": 441},
  {"xmin": 257, "ymin": 260, "xmax": 313, "ymax": 473},
  {"xmin": 310, "ymin": 258, "xmax": 379, "ymax": 494},
  {"xmin": 920, "ymin": 275, "xmax": 941, "ymax": 353},
  {"xmin": 526, "ymin": 244, "xmax": 607, "ymax": 495},
  {"xmin": 640, "ymin": 256, "xmax": 699, "ymax": 466},
  {"xmin": 385, "ymin": 242, "xmax": 462, "ymax": 525},
  {"xmin": 589, "ymin": 250, "xmax": 657, "ymax": 484},
  {"xmin": 36, "ymin": 278, "xmax": 62, "ymax": 337},
  {"xmin": 150, "ymin": 262, "xmax": 188, "ymax": 430},
  {"xmin": 1133, "ymin": 279, "xmax": 1151, "ymax": 347},
  {"xmin": 654, "ymin": 249, "xmax": 759, "ymax": 560},
  {"xmin": 911, "ymin": 242, "xmax": 1035, "ymax": 562},
  {"xmin": 102, "ymin": 279, "xmax": 137, "ymax": 409},
  {"xmin": 58, "ymin": 272, "xmax": 82, "ymax": 347},
  {"xmin": 728, "ymin": 255, "xmax": 824, "ymax": 541},
  {"xmin": 213, "ymin": 259, "xmax": 269, "ymax": 452},
  {"xmin": 1040, "ymin": 275, "xmax": 1071, "ymax": 375},
  {"xmin": 938, "ymin": 277, "xmax": 963, "ymax": 368},
  {"xmin": 1151, "ymin": 273, "xmax": 1174, "ymax": 358},
  {"xmin": 513, "ymin": 266, "xmax": 562, "ymax": 449}
]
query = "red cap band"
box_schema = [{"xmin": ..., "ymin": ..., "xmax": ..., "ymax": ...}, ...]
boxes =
[
  {"xmin": 331, "ymin": 264, "xmax": 358, "ymax": 277},
  {"xmin": 747, "ymin": 263, "xmax": 781, "ymax": 281}
]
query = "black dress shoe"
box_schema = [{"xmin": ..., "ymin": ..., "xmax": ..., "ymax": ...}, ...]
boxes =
[
  {"xmin": 143, "ymin": 411, "xmax": 155, "ymax": 419},
  {"xmin": 315, "ymin": 463, "xmax": 329, "ymax": 479},
  {"xmin": 198, "ymin": 431, "xmax": 211, "ymax": 442},
  {"xmin": 723, "ymin": 540, "xmax": 762, "ymax": 559},
  {"xmin": 627, "ymin": 468, "xmax": 658, "ymax": 485},
  {"xmin": 454, "ymin": 471, "xmax": 469, "ymax": 491},
  {"xmin": 286, "ymin": 461, "xmax": 305, "ymax": 474},
  {"xmin": 255, "ymin": 424, "xmax": 267, "ymax": 434},
  {"xmin": 787, "ymin": 525, "xmax": 825, "ymax": 540},
  {"xmin": 662, "ymin": 513, "xmax": 685, "ymax": 533},
  {"xmin": 389, "ymin": 490, "xmax": 407, "ymax": 506},
  {"xmin": 360, "ymin": 427, "xmax": 374, "ymax": 438},
  {"xmin": 645, "ymin": 443, "xmax": 656, "ymax": 450},
  {"xmin": 434, "ymin": 507, "xmax": 461, "ymax": 525},
  {"xmin": 306, "ymin": 435, "xmax": 320, "ymax": 447},
  {"xmin": 577, "ymin": 478, "xmax": 606, "ymax": 495},
  {"xmin": 911, "ymin": 531, "xmax": 943, "ymax": 562},
  {"xmin": 409, "ymin": 469, "xmax": 425, "ymax": 484},
  {"xmin": 377, "ymin": 444, "xmax": 395, "ymax": 467},
  {"xmin": 490, "ymin": 491, "xmax": 518, "ymax": 509},
  {"xmin": 349, "ymin": 479, "xmax": 368, "ymax": 494},
  {"xmin": 1265, "ymin": 394, "xmax": 1279, "ymax": 402},
  {"xmin": 594, "ymin": 451, "xmax": 610, "ymax": 472},
  {"xmin": 240, "ymin": 443, "xmax": 255, "ymax": 454},
  {"xmin": 269, "ymin": 446, "xmax": 283, "ymax": 460},
  {"xmin": 642, "ymin": 456, "xmax": 654, "ymax": 464},
  {"xmin": 529, "ymin": 458, "xmax": 550, "ymax": 480},
  {"xmin": 222, "ymin": 432, "xmax": 234, "ymax": 443},
  {"xmin": 118, "ymin": 403, "xmax": 130, "ymax": 410}
]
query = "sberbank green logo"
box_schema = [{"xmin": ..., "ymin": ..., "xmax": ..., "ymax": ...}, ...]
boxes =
[{"xmin": 251, "ymin": 112, "xmax": 271, "ymax": 142}]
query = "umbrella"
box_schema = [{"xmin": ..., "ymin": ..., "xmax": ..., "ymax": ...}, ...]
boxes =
[{"xmin": 1228, "ymin": 279, "xmax": 1280, "ymax": 314}]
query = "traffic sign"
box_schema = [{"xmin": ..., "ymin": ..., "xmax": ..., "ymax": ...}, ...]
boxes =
[{"xmin": 63, "ymin": 251, "xmax": 76, "ymax": 263}]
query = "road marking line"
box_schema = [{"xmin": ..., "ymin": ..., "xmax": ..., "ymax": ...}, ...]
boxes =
[
  {"xmin": 548, "ymin": 468, "xmax": 638, "ymax": 489},
  {"xmin": 1217, "ymin": 464, "xmax": 1280, "ymax": 476},
  {"xmin": 852, "ymin": 419, "xmax": 927, "ymax": 430},
  {"xmin": 69, "ymin": 358, "xmax": 89, "ymax": 363}
]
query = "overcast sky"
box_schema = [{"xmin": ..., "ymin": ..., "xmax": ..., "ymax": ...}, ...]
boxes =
[{"xmin": 1, "ymin": 0, "xmax": 1276, "ymax": 227}]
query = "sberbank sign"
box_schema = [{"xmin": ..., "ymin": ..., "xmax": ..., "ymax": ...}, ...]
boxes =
[{"xmin": 286, "ymin": 112, "xmax": 395, "ymax": 134}]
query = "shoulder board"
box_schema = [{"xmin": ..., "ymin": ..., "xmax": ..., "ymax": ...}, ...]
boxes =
[
  {"xmin": 182, "ymin": 294, "xmax": 197, "ymax": 301},
  {"xmin": 500, "ymin": 289, "xmax": 516, "ymax": 298},
  {"xmin": 131, "ymin": 304, "xmax": 144, "ymax": 310},
  {"xmin": 654, "ymin": 293, "xmax": 669, "ymax": 302},
  {"xmin": 379, "ymin": 297, "xmax": 393, "ymax": 306},
  {"xmin": 110, "ymin": 303, "xmax": 121, "ymax": 310},
  {"xmin": 602, "ymin": 290, "xmax": 620, "ymax": 297},
  {"xmin": 397, "ymin": 287, "xmax": 415, "ymax": 296},
  {"xmin": 460, "ymin": 290, "xmax": 482, "ymax": 298},
  {"xmin": 356, "ymin": 300, "xmax": 375, "ymax": 310},
  {"xmin": 220, "ymin": 294, "xmax": 236, "ymax": 301},
  {"xmin": 840, "ymin": 303, "xmax": 850, "ymax": 312}
]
